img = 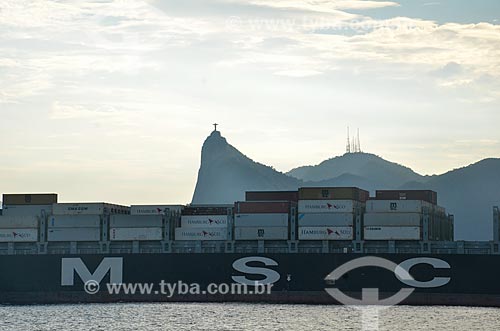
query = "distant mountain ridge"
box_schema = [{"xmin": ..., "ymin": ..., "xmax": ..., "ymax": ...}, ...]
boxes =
[
  {"xmin": 192, "ymin": 131, "xmax": 500, "ymax": 240},
  {"xmin": 287, "ymin": 152, "xmax": 424, "ymax": 187}
]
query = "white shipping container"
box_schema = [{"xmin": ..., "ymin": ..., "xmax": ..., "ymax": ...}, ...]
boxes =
[
  {"xmin": 52, "ymin": 203, "xmax": 129, "ymax": 215},
  {"xmin": 298, "ymin": 213, "xmax": 354, "ymax": 227},
  {"xmin": 181, "ymin": 215, "xmax": 228, "ymax": 228},
  {"xmin": 363, "ymin": 213, "xmax": 422, "ymax": 227},
  {"xmin": 175, "ymin": 228, "xmax": 227, "ymax": 241},
  {"xmin": 0, "ymin": 229, "xmax": 38, "ymax": 242},
  {"xmin": 234, "ymin": 227, "xmax": 288, "ymax": 240},
  {"xmin": 47, "ymin": 228, "xmax": 101, "ymax": 242},
  {"xmin": 110, "ymin": 215, "xmax": 163, "ymax": 228},
  {"xmin": 298, "ymin": 200, "xmax": 358, "ymax": 214},
  {"xmin": 48, "ymin": 215, "xmax": 100, "ymax": 228},
  {"xmin": 110, "ymin": 227, "xmax": 163, "ymax": 241},
  {"xmin": 366, "ymin": 200, "xmax": 433, "ymax": 213},
  {"xmin": 434, "ymin": 205, "xmax": 446, "ymax": 214},
  {"xmin": 130, "ymin": 205, "xmax": 184, "ymax": 215},
  {"xmin": 52, "ymin": 203, "xmax": 106, "ymax": 215},
  {"xmin": 234, "ymin": 213, "xmax": 288, "ymax": 227},
  {"xmin": 364, "ymin": 226, "xmax": 421, "ymax": 240},
  {"xmin": 298, "ymin": 226, "xmax": 353, "ymax": 240},
  {"xmin": 1, "ymin": 204, "xmax": 52, "ymax": 217},
  {"xmin": 0, "ymin": 216, "xmax": 38, "ymax": 229}
]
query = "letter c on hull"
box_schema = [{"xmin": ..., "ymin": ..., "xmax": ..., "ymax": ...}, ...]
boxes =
[{"xmin": 395, "ymin": 257, "xmax": 451, "ymax": 288}]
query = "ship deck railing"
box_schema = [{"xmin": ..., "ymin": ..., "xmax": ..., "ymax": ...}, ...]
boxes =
[{"xmin": 0, "ymin": 240, "xmax": 499, "ymax": 255}]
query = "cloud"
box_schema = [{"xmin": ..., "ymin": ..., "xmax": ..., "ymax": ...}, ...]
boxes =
[
  {"xmin": 245, "ymin": 0, "xmax": 399, "ymax": 13},
  {"xmin": 0, "ymin": 73, "xmax": 53, "ymax": 104},
  {"xmin": 0, "ymin": 0, "xmax": 215, "ymax": 105},
  {"xmin": 50, "ymin": 102, "xmax": 119, "ymax": 120},
  {"xmin": 431, "ymin": 62, "xmax": 463, "ymax": 78},
  {"xmin": 274, "ymin": 69, "xmax": 323, "ymax": 77},
  {"xmin": 423, "ymin": 2, "xmax": 441, "ymax": 6},
  {"xmin": 1, "ymin": 0, "xmax": 499, "ymax": 110}
]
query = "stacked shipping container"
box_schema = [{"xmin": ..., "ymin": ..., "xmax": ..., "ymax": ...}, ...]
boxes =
[
  {"xmin": 245, "ymin": 191, "xmax": 299, "ymax": 202},
  {"xmin": 130, "ymin": 205, "xmax": 184, "ymax": 216},
  {"xmin": 176, "ymin": 206, "xmax": 230, "ymax": 241},
  {"xmin": 0, "ymin": 194, "xmax": 55, "ymax": 243},
  {"xmin": 364, "ymin": 191, "xmax": 453, "ymax": 241},
  {"xmin": 374, "ymin": 190, "xmax": 437, "ymax": 205},
  {"xmin": 2, "ymin": 194, "xmax": 57, "ymax": 206},
  {"xmin": 0, "ymin": 216, "xmax": 39, "ymax": 242},
  {"xmin": 48, "ymin": 203, "xmax": 129, "ymax": 242},
  {"xmin": 429, "ymin": 206, "xmax": 454, "ymax": 241},
  {"xmin": 299, "ymin": 187, "xmax": 369, "ymax": 202},
  {"xmin": 364, "ymin": 199, "xmax": 427, "ymax": 240},
  {"xmin": 1, "ymin": 193, "xmax": 56, "ymax": 217},
  {"xmin": 52, "ymin": 203, "xmax": 130, "ymax": 216},
  {"xmin": 297, "ymin": 187, "xmax": 367, "ymax": 240},
  {"xmin": 234, "ymin": 201, "xmax": 293, "ymax": 240},
  {"xmin": 110, "ymin": 215, "xmax": 164, "ymax": 241},
  {"xmin": 0, "ymin": 189, "xmax": 455, "ymax": 243},
  {"xmin": 48, "ymin": 215, "xmax": 101, "ymax": 241},
  {"xmin": 1, "ymin": 204, "xmax": 53, "ymax": 217}
]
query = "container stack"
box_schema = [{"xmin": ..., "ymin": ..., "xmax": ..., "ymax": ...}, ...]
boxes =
[
  {"xmin": 175, "ymin": 206, "xmax": 230, "ymax": 241},
  {"xmin": 47, "ymin": 215, "xmax": 101, "ymax": 241},
  {"xmin": 297, "ymin": 187, "xmax": 368, "ymax": 240},
  {"xmin": 245, "ymin": 191, "xmax": 298, "ymax": 202},
  {"xmin": 48, "ymin": 203, "xmax": 130, "ymax": 242},
  {"xmin": 429, "ymin": 205, "xmax": 454, "ymax": 241},
  {"xmin": 1, "ymin": 193, "xmax": 56, "ymax": 217},
  {"xmin": 130, "ymin": 205, "xmax": 184, "ymax": 216},
  {"xmin": 374, "ymin": 190, "xmax": 437, "ymax": 204},
  {"xmin": 233, "ymin": 201, "xmax": 293, "ymax": 240},
  {"xmin": 110, "ymin": 215, "xmax": 163, "ymax": 241},
  {"xmin": 52, "ymin": 203, "xmax": 130, "ymax": 216},
  {"xmin": 364, "ymin": 190, "xmax": 452, "ymax": 241},
  {"xmin": 0, "ymin": 216, "xmax": 39, "ymax": 243}
]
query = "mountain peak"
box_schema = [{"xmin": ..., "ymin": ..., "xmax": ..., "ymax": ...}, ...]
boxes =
[
  {"xmin": 207, "ymin": 129, "xmax": 224, "ymax": 141},
  {"xmin": 287, "ymin": 152, "xmax": 422, "ymax": 187},
  {"xmin": 200, "ymin": 130, "xmax": 231, "ymax": 164},
  {"xmin": 192, "ymin": 131, "xmax": 300, "ymax": 204},
  {"xmin": 203, "ymin": 130, "xmax": 227, "ymax": 149}
]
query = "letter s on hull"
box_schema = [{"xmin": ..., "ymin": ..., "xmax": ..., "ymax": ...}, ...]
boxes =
[{"xmin": 232, "ymin": 257, "xmax": 280, "ymax": 286}]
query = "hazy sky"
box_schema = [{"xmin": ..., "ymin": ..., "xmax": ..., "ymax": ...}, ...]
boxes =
[{"xmin": 1, "ymin": 0, "xmax": 499, "ymax": 204}]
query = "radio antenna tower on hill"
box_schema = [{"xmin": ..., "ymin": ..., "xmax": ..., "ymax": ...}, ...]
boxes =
[
  {"xmin": 357, "ymin": 128, "xmax": 361, "ymax": 153},
  {"xmin": 346, "ymin": 127, "xmax": 351, "ymax": 154},
  {"xmin": 346, "ymin": 127, "xmax": 362, "ymax": 153}
]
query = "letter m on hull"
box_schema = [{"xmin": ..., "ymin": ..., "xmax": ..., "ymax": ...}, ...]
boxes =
[{"xmin": 61, "ymin": 258, "xmax": 123, "ymax": 286}]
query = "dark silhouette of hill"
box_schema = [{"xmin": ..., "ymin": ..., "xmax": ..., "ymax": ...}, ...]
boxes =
[
  {"xmin": 191, "ymin": 131, "xmax": 500, "ymax": 240},
  {"xmin": 400, "ymin": 158, "xmax": 500, "ymax": 240},
  {"xmin": 191, "ymin": 130, "xmax": 301, "ymax": 204},
  {"xmin": 287, "ymin": 152, "xmax": 425, "ymax": 189}
]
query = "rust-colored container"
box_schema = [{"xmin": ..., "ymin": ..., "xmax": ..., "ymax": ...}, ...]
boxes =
[
  {"xmin": 235, "ymin": 201, "xmax": 293, "ymax": 214},
  {"xmin": 375, "ymin": 190, "xmax": 437, "ymax": 205},
  {"xmin": 245, "ymin": 191, "xmax": 299, "ymax": 202},
  {"xmin": 182, "ymin": 206, "xmax": 232, "ymax": 216},
  {"xmin": 298, "ymin": 187, "xmax": 369, "ymax": 202},
  {"xmin": 2, "ymin": 194, "xmax": 58, "ymax": 206}
]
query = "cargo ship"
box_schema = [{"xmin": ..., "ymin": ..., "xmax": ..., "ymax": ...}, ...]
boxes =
[{"xmin": 1, "ymin": 189, "xmax": 500, "ymax": 306}]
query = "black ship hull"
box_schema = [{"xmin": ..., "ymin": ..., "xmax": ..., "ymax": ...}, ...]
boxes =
[{"xmin": 1, "ymin": 253, "xmax": 500, "ymax": 306}]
